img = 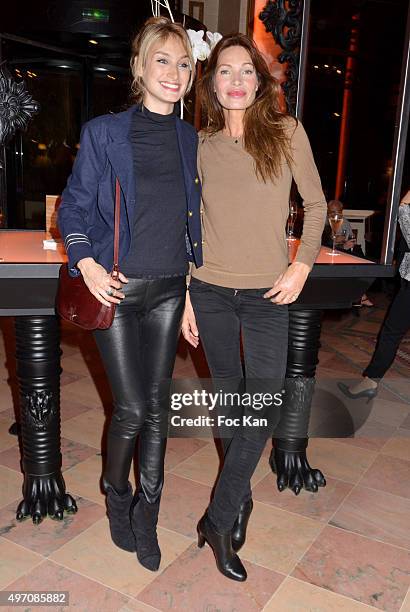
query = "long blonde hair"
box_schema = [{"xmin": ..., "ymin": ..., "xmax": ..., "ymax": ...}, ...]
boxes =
[
  {"xmin": 130, "ymin": 17, "xmax": 196, "ymax": 104},
  {"xmin": 198, "ymin": 34, "xmax": 294, "ymax": 182}
]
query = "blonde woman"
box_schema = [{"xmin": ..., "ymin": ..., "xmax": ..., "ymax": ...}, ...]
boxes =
[
  {"xmin": 182, "ymin": 34, "xmax": 326, "ymax": 581},
  {"xmin": 58, "ymin": 17, "xmax": 202, "ymax": 571}
]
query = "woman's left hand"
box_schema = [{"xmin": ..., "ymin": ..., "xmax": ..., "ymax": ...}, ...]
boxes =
[
  {"xmin": 181, "ymin": 290, "xmax": 200, "ymax": 348},
  {"xmin": 263, "ymin": 262, "xmax": 310, "ymax": 305}
]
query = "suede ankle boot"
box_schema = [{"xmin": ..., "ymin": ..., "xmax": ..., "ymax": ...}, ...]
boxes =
[
  {"xmin": 103, "ymin": 479, "xmax": 135, "ymax": 552},
  {"xmin": 130, "ymin": 491, "xmax": 161, "ymax": 571}
]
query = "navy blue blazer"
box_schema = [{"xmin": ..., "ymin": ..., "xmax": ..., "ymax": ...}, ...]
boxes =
[{"xmin": 58, "ymin": 105, "xmax": 203, "ymax": 276}]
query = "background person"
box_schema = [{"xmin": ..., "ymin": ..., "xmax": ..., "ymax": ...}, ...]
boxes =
[
  {"xmin": 322, "ymin": 199, "xmax": 374, "ymax": 306},
  {"xmin": 322, "ymin": 199, "xmax": 358, "ymax": 252},
  {"xmin": 339, "ymin": 189, "xmax": 410, "ymax": 399}
]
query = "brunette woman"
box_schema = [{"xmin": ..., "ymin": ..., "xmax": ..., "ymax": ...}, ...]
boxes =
[
  {"xmin": 58, "ymin": 17, "xmax": 202, "ymax": 571},
  {"xmin": 182, "ymin": 34, "xmax": 326, "ymax": 581}
]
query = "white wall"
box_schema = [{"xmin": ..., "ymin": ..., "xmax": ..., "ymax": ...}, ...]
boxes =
[
  {"xmin": 182, "ymin": 0, "xmax": 220, "ymax": 32},
  {"xmin": 182, "ymin": 0, "xmax": 250, "ymax": 34},
  {"xmin": 239, "ymin": 0, "xmax": 249, "ymax": 34}
]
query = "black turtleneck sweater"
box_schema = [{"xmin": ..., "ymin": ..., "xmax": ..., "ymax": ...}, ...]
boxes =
[{"xmin": 120, "ymin": 105, "xmax": 188, "ymax": 278}]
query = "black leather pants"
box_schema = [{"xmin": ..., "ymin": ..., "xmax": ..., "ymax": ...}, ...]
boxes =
[{"xmin": 93, "ymin": 277, "xmax": 186, "ymax": 502}]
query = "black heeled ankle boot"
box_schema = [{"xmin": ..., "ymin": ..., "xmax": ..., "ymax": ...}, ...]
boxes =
[
  {"xmin": 130, "ymin": 491, "xmax": 161, "ymax": 571},
  {"xmin": 231, "ymin": 499, "xmax": 253, "ymax": 552},
  {"xmin": 197, "ymin": 513, "xmax": 247, "ymax": 582},
  {"xmin": 102, "ymin": 478, "xmax": 135, "ymax": 552}
]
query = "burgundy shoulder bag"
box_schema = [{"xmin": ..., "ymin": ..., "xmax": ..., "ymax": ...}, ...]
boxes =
[{"xmin": 56, "ymin": 178, "xmax": 121, "ymax": 330}]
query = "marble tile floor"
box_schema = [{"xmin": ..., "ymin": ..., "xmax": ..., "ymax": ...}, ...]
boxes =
[{"xmin": 0, "ymin": 294, "xmax": 410, "ymax": 611}]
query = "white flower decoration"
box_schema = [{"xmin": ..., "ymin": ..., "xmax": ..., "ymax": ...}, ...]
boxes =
[
  {"xmin": 206, "ymin": 31, "xmax": 223, "ymax": 50},
  {"xmin": 187, "ymin": 29, "xmax": 211, "ymax": 63}
]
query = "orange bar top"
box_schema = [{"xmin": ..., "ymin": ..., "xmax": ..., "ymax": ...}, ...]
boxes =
[
  {"xmin": 0, "ymin": 232, "xmax": 374, "ymax": 266},
  {"xmin": 0, "ymin": 231, "xmax": 67, "ymax": 264},
  {"xmin": 287, "ymin": 238, "xmax": 374, "ymax": 265}
]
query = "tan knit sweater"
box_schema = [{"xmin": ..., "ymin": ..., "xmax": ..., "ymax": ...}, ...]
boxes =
[{"xmin": 191, "ymin": 118, "xmax": 327, "ymax": 289}]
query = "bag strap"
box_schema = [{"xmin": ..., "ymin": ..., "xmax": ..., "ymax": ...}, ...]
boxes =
[{"xmin": 111, "ymin": 178, "xmax": 120, "ymax": 280}]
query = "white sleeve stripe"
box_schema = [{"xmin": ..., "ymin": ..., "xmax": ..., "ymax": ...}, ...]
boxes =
[
  {"xmin": 66, "ymin": 239, "xmax": 92, "ymax": 250},
  {"xmin": 65, "ymin": 236, "xmax": 91, "ymax": 245},
  {"xmin": 64, "ymin": 233, "xmax": 90, "ymax": 244},
  {"xmin": 65, "ymin": 234, "xmax": 89, "ymax": 242}
]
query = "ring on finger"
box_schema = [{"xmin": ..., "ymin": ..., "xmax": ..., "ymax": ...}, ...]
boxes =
[{"xmin": 106, "ymin": 287, "xmax": 115, "ymax": 297}]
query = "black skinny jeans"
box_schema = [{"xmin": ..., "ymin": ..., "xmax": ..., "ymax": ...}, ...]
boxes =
[
  {"xmin": 364, "ymin": 278, "xmax": 410, "ymax": 379},
  {"xmin": 189, "ymin": 277, "xmax": 288, "ymax": 532},
  {"xmin": 93, "ymin": 277, "xmax": 186, "ymax": 502}
]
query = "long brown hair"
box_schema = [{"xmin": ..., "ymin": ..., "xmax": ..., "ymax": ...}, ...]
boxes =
[{"xmin": 198, "ymin": 34, "xmax": 294, "ymax": 182}]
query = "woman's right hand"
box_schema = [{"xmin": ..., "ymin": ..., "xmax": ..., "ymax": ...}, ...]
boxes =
[
  {"xmin": 77, "ymin": 257, "xmax": 128, "ymax": 307},
  {"xmin": 181, "ymin": 289, "xmax": 199, "ymax": 347}
]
